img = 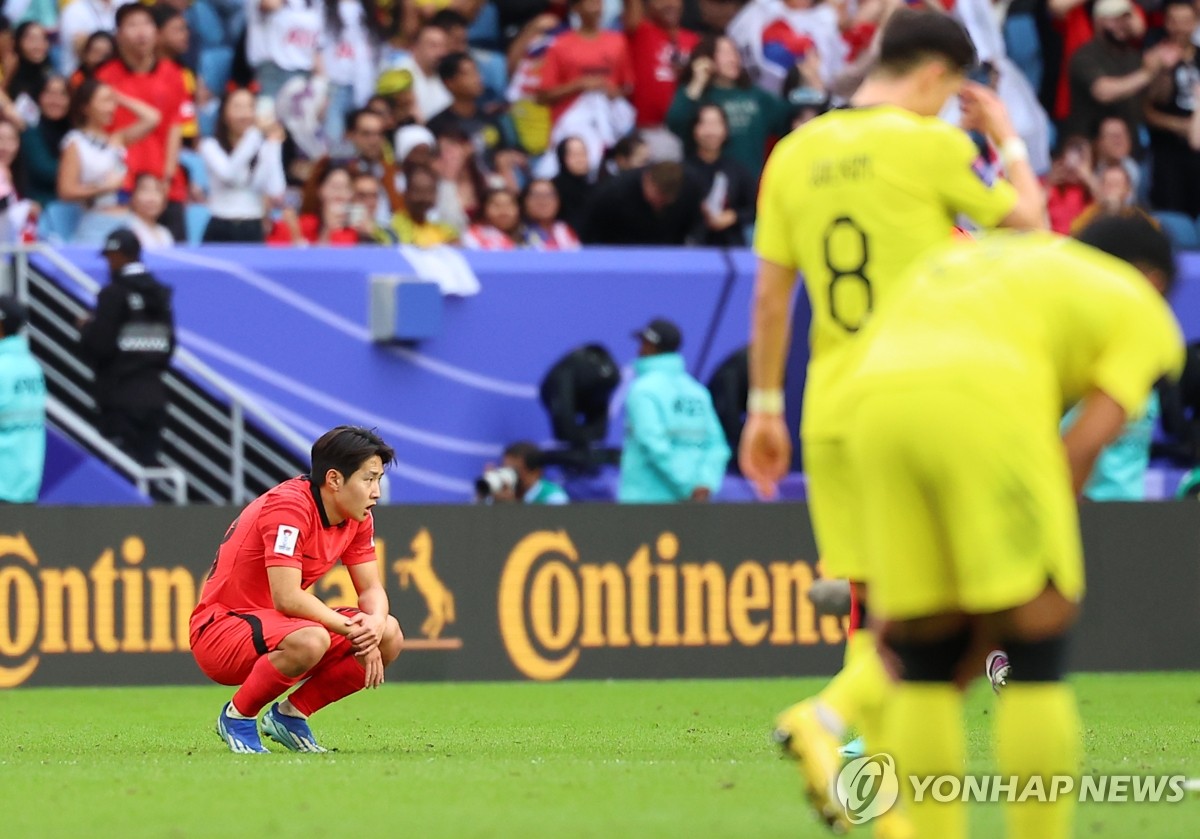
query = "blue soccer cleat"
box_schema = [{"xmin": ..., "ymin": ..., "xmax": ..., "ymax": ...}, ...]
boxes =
[
  {"xmin": 216, "ymin": 702, "xmax": 269, "ymax": 754},
  {"xmin": 261, "ymin": 703, "xmax": 328, "ymax": 753}
]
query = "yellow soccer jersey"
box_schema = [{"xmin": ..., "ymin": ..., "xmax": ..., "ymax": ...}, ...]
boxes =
[
  {"xmin": 753, "ymin": 105, "xmax": 1018, "ymax": 438},
  {"xmin": 852, "ymin": 232, "xmax": 1185, "ymax": 429}
]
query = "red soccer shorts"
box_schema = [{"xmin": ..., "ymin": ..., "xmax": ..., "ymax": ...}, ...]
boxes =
[{"xmin": 189, "ymin": 605, "xmax": 361, "ymax": 685}]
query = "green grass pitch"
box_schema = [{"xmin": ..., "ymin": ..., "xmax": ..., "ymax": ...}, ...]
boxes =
[{"xmin": 1, "ymin": 673, "xmax": 1197, "ymax": 838}]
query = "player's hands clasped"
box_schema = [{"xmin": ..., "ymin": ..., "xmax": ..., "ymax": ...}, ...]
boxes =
[
  {"xmin": 738, "ymin": 414, "xmax": 793, "ymax": 501},
  {"xmin": 345, "ymin": 612, "xmax": 386, "ymax": 654},
  {"xmin": 357, "ymin": 648, "xmax": 385, "ymax": 689}
]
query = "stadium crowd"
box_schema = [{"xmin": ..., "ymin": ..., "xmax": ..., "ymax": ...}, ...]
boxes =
[{"xmin": 1, "ymin": 0, "xmax": 1200, "ymax": 250}]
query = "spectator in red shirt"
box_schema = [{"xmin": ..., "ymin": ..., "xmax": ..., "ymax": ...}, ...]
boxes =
[
  {"xmin": 538, "ymin": 0, "xmax": 635, "ymax": 125},
  {"xmin": 267, "ymin": 164, "xmax": 359, "ymax": 246},
  {"xmin": 95, "ymin": 4, "xmax": 192, "ymax": 242},
  {"xmin": 1045, "ymin": 135, "xmax": 1097, "ymax": 234},
  {"xmin": 624, "ymin": 0, "xmax": 699, "ymax": 162}
]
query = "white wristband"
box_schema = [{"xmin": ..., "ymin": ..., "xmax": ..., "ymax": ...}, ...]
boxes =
[
  {"xmin": 999, "ymin": 137, "xmax": 1029, "ymax": 169},
  {"xmin": 747, "ymin": 388, "xmax": 785, "ymax": 415}
]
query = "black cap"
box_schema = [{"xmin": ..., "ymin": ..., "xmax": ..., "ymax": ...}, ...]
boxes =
[
  {"xmin": 632, "ymin": 318, "xmax": 682, "ymax": 353},
  {"xmin": 100, "ymin": 228, "xmax": 141, "ymax": 259},
  {"xmin": 0, "ymin": 295, "xmax": 28, "ymax": 333}
]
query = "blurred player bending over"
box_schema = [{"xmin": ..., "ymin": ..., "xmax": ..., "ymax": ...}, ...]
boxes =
[
  {"xmin": 848, "ymin": 216, "xmax": 1182, "ymax": 838},
  {"xmin": 189, "ymin": 426, "xmax": 404, "ymax": 753},
  {"xmin": 739, "ymin": 7, "xmax": 1044, "ymax": 831}
]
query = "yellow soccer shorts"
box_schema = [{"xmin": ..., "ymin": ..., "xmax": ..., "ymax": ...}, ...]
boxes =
[
  {"xmin": 846, "ymin": 384, "xmax": 1084, "ymax": 620},
  {"xmin": 804, "ymin": 436, "xmax": 867, "ymax": 582}
]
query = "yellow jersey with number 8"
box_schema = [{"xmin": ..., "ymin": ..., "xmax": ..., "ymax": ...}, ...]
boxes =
[{"xmin": 754, "ymin": 105, "xmax": 1018, "ymax": 439}]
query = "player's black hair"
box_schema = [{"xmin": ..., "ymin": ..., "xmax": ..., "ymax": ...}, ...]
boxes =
[
  {"xmin": 310, "ymin": 426, "xmax": 395, "ymax": 484},
  {"xmin": 115, "ymin": 2, "xmax": 157, "ymax": 29},
  {"xmin": 503, "ymin": 441, "xmax": 544, "ymax": 470},
  {"xmin": 437, "ymin": 51, "xmax": 474, "ymax": 84},
  {"xmin": 877, "ymin": 9, "xmax": 976, "ymax": 76},
  {"xmin": 1074, "ymin": 214, "xmax": 1178, "ymax": 295}
]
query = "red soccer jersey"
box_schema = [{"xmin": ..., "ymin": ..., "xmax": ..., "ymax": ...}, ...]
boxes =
[
  {"xmin": 95, "ymin": 57, "xmax": 192, "ymax": 202},
  {"xmin": 540, "ymin": 30, "xmax": 635, "ymax": 123},
  {"xmin": 628, "ymin": 21, "xmax": 698, "ymax": 128},
  {"xmin": 193, "ymin": 477, "xmax": 376, "ymax": 614}
]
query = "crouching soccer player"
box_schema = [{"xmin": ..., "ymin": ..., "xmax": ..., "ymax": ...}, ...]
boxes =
[
  {"xmin": 846, "ymin": 216, "xmax": 1183, "ymax": 838},
  {"xmin": 189, "ymin": 426, "xmax": 404, "ymax": 753}
]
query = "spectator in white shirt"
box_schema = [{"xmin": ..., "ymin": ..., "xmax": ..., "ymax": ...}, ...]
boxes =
[
  {"xmin": 198, "ymin": 86, "xmax": 287, "ymax": 242},
  {"xmin": 321, "ymin": 0, "xmax": 381, "ymax": 154},
  {"xmin": 244, "ymin": 0, "xmax": 323, "ymax": 99},
  {"xmin": 387, "ymin": 20, "xmax": 451, "ymax": 123},
  {"xmin": 127, "ymin": 172, "xmax": 174, "ymax": 249},
  {"xmin": 58, "ymin": 0, "xmax": 131, "ymax": 77},
  {"xmin": 58, "ymin": 77, "xmax": 160, "ymax": 244}
]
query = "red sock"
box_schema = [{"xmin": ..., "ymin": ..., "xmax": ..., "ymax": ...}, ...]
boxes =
[
  {"xmin": 287, "ymin": 650, "xmax": 366, "ymax": 717},
  {"xmin": 231, "ymin": 656, "xmax": 300, "ymax": 717}
]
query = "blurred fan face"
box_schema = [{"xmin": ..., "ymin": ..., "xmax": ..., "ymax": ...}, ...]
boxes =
[
  {"xmin": 713, "ymin": 37, "xmax": 741, "ymax": 82},
  {"xmin": 131, "ymin": 177, "xmax": 166, "ymax": 220},
  {"xmin": 87, "ymin": 84, "xmax": 118, "ymax": 128},
  {"xmin": 117, "ymin": 11, "xmax": 157, "ymax": 57},
  {"xmin": 1097, "ymin": 11, "xmax": 1137, "ymax": 42},
  {"xmin": 319, "ymin": 170, "xmax": 353, "ymax": 220},
  {"xmin": 1098, "ymin": 166, "xmax": 1133, "ymax": 207},
  {"xmin": 18, "ymin": 24, "xmax": 49, "ymax": 64},
  {"xmin": 1165, "ymin": 3, "xmax": 1196, "ymax": 43},
  {"xmin": 413, "ymin": 27, "xmax": 448, "ymax": 73},
  {"xmin": 38, "ymin": 78, "xmax": 70, "ymax": 121},
  {"xmin": 223, "ymin": 89, "xmax": 256, "ymax": 136},
  {"xmin": 485, "ymin": 191, "xmax": 521, "ymax": 234},
  {"xmin": 160, "ymin": 17, "xmax": 188, "ymax": 58},
  {"xmin": 353, "ymin": 175, "xmax": 381, "ymax": 216},
  {"xmin": 450, "ymin": 59, "xmax": 484, "ymax": 100},
  {"xmin": 562, "ymin": 138, "xmax": 589, "ymax": 177},
  {"xmin": 437, "ymin": 135, "xmax": 471, "ymax": 177},
  {"xmin": 82, "ymin": 34, "xmax": 114, "ymax": 70},
  {"xmin": 405, "ymin": 171, "xmax": 438, "ymax": 219},
  {"xmin": 351, "ymin": 112, "xmax": 387, "ymax": 161},
  {"xmin": 648, "ymin": 0, "xmax": 682, "ymax": 28},
  {"xmin": 523, "ymin": 181, "xmax": 559, "ymax": 224},
  {"xmin": 575, "ymin": 0, "xmax": 604, "ymax": 27},
  {"xmin": 694, "ymin": 106, "xmax": 727, "ymax": 152},
  {"xmin": 1097, "ymin": 118, "xmax": 1132, "ymax": 161}
]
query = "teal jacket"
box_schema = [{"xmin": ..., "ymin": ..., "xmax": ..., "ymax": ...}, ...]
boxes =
[
  {"xmin": 618, "ymin": 353, "xmax": 730, "ymax": 503},
  {"xmin": 0, "ymin": 334, "xmax": 47, "ymax": 503},
  {"xmin": 1061, "ymin": 392, "xmax": 1158, "ymax": 501}
]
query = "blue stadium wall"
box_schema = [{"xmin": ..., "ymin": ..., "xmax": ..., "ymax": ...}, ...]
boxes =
[{"xmin": 38, "ymin": 246, "xmax": 1200, "ymax": 502}]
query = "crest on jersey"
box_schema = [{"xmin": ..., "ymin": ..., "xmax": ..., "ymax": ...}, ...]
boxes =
[{"xmin": 274, "ymin": 525, "xmax": 300, "ymax": 556}]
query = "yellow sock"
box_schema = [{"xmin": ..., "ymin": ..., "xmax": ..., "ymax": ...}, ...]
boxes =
[
  {"xmin": 886, "ymin": 683, "xmax": 966, "ymax": 839},
  {"xmin": 819, "ymin": 629, "xmax": 891, "ymax": 741},
  {"xmin": 995, "ymin": 683, "xmax": 1080, "ymax": 839}
]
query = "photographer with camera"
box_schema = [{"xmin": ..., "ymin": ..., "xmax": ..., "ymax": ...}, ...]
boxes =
[{"xmin": 476, "ymin": 441, "xmax": 569, "ymax": 505}]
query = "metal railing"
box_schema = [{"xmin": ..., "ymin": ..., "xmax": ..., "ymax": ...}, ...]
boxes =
[
  {"xmin": 45, "ymin": 396, "xmax": 188, "ymax": 504},
  {"xmin": 5, "ymin": 243, "xmax": 312, "ymax": 503}
]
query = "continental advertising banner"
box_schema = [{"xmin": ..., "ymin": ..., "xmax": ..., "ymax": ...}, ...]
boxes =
[{"xmin": 0, "ymin": 503, "xmax": 1197, "ymax": 688}]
